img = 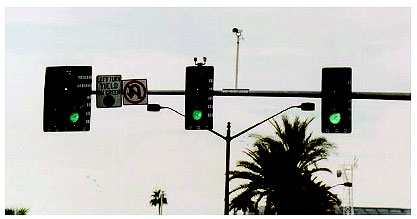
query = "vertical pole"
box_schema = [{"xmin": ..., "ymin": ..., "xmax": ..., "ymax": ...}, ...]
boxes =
[
  {"xmin": 224, "ymin": 122, "xmax": 231, "ymax": 215},
  {"xmin": 235, "ymin": 35, "xmax": 240, "ymax": 89},
  {"xmin": 350, "ymin": 164, "xmax": 354, "ymax": 215}
]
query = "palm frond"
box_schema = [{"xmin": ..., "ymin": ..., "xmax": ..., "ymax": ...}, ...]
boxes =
[
  {"xmin": 236, "ymin": 160, "xmax": 263, "ymax": 174},
  {"xmin": 229, "ymin": 170, "xmax": 263, "ymax": 183}
]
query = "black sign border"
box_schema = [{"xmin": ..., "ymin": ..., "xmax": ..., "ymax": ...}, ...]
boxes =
[
  {"xmin": 96, "ymin": 75, "xmax": 122, "ymax": 108},
  {"xmin": 123, "ymin": 79, "xmax": 148, "ymax": 105}
]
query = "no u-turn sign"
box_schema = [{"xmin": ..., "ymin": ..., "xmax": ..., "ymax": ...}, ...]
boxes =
[{"xmin": 123, "ymin": 79, "xmax": 148, "ymax": 105}]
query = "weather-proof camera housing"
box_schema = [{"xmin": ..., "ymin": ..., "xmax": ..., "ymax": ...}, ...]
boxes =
[{"xmin": 232, "ymin": 28, "xmax": 243, "ymax": 34}]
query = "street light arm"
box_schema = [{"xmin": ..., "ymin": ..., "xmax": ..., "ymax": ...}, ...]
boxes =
[
  {"xmin": 208, "ymin": 129, "xmax": 227, "ymax": 140},
  {"xmin": 151, "ymin": 104, "xmax": 226, "ymax": 139},
  {"xmin": 330, "ymin": 182, "xmax": 353, "ymax": 189},
  {"xmin": 230, "ymin": 105, "xmax": 298, "ymax": 140},
  {"xmin": 161, "ymin": 107, "xmax": 226, "ymax": 139},
  {"xmin": 160, "ymin": 106, "xmax": 185, "ymax": 117}
]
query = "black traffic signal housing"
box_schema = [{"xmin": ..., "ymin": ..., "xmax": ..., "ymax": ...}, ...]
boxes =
[
  {"xmin": 185, "ymin": 65, "xmax": 214, "ymax": 130},
  {"xmin": 321, "ymin": 67, "xmax": 352, "ymax": 133},
  {"xmin": 43, "ymin": 66, "xmax": 92, "ymax": 132}
]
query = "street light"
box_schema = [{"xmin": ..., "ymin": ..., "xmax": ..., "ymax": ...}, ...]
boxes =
[
  {"xmin": 331, "ymin": 182, "xmax": 353, "ymax": 189},
  {"xmin": 147, "ymin": 102, "xmax": 315, "ymax": 214},
  {"xmin": 147, "ymin": 104, "xmax": 184, "ymax": 117},
  {"xmin": 299, "ymin": 102, "xmax": 315, "ymax": 111},
  {"xmin": 232, "ymin": 27, "xmax": 243, "ymax": 89}
]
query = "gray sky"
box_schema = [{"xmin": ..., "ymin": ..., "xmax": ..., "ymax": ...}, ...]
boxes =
[{"xmin": 5, "ymin": 7, "xmax": 411, "ymax": 214}]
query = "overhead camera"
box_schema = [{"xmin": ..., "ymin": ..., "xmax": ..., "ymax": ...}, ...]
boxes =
[{"xmin": 232, "ymin": 28, "xmax": 243, "ymax": 33}]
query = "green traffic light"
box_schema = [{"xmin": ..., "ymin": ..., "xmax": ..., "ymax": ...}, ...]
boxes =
[
  {"xmin": 329, "ymin": 113, "xmax": 341, "ymax": 124},
  {"xmin": 69, "ymin": 112, "xmax": 80, "ymax": 123},
  {"xmin": 192, "ymin": 110, "xmax": 203, "ymax": 120}
]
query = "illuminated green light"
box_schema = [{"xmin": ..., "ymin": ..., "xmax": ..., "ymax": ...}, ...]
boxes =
[
  {"xmin": 329, "ymin": 113, "xmax": 341, "ymax": 125},
  {"xmin": 192, "ymin": 110, "xmax": 203, "ymax": 120},
  {"xmin": 69, "ymin": 112, "xmax": 80, "ymax": 123}
]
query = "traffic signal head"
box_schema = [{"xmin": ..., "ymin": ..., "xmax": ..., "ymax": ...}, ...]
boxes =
[
  {"xmin": 43, "ymin": 66, "xmax": 92, "ymax": 132},
  {"xmin": 185, "ymin": 65, "xmax": 214, "ymax": 130},
  {"xmin": 321, "ymin": 67, "xmax": 352, "ymax": 133}
]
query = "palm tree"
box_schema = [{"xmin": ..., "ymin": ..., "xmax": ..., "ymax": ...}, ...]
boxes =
[
  {"xmin": 149, "ymin": 189, "xmax": 168, "ymax": 215},
  {"xmin": 229, "ymin": 115, "xmax": 340, "ymax": 214},
  {"xmin": 5, "ymin": 208, "xmax": 15, "ymax": 215},
  {"xmin": 5, "ymin": 207, "xmax": 30, "ymax": 215}
]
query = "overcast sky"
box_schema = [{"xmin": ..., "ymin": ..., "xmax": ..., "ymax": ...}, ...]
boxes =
[{"xmin": 5, "ymin": 7, "xmax": 411, "ymax": 214}]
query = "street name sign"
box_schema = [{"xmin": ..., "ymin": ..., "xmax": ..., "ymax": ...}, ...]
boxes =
[
  {"xmin": 123, "ymin": 79, "xmax": 148, "ymax": 105},
  {"xmin": 96, "ymin": 75, "xmax": 122, "ymax": 108}
]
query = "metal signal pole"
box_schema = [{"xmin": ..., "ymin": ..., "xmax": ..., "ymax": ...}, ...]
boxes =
[{"xmin": 232, "ymin": 28, "xmax": 243, "ymax": 89}]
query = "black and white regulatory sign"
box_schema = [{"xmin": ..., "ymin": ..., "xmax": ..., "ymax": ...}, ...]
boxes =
[
  {"xmin": 123, "ymin": 79, "xmax": 148, "ymax": 105},
  {"xmin": 96, "ymin": 75, "xmax": 122, "ymax": 108}
]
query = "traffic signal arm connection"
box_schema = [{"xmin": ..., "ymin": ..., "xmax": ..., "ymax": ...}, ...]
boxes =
[
  {"xmin": 148, "ymin": 90, "xmax": 410, "ymax": 101},
  {"xmin": 43, "ymin": 63, "xmax": 410, "ymax": 134}
]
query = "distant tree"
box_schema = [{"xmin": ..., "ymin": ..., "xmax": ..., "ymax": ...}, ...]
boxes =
[
  {"xmin": 5, "ymin": 208, "xmax": 15, "ymax": 215},
  {"xmin": 149, "ymin": 189, "xmax": 168, "ymax": 215},
  {"xmin": 15, "ymin": 208, "xmax": 30, "ymax": 215},
  {"xmin": 229, "ymin": 115, "xmax": 340, "ymax": 214},
  {"xmin": 5, "ymin": 207, "xmax": 30, "ymax": 215}
]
